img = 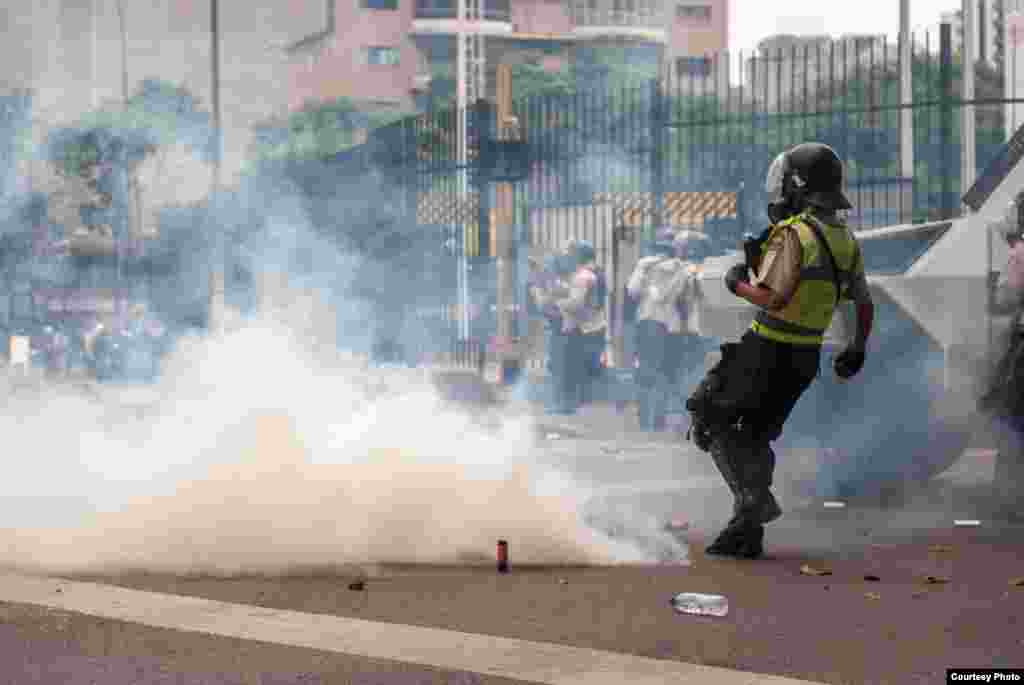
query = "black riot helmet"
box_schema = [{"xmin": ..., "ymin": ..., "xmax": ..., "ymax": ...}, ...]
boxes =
[{"xmin": 765, "ymin": 142, "xmax": 853, "ymax": 223}]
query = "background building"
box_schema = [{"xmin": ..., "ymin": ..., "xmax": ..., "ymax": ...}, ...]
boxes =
[
  {"xmin": 1007, "ymin": 1, "xmax": 1024, "ymax": 137},
  {"xmin": 941, "ymin": 1, "xmax": 1002, "ymax": 69},
  {"xmin": 0, "ymin": 0, "xmax": 318, "ymax": 187},
  {"xmin": 0, "ymin": 0, "xmax": 728, "ymax": 183},
  {"xmin": 284, "ymin": 0, "xmax": 729, "ymax": 112},
  {"xmin": 743, "ymin": 34, "xmax": 893, "ymax": 110}
]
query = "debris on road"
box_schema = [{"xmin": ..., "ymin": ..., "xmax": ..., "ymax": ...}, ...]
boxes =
[
  {"xmin": 953, "ymin": 520, "xmax": 981, "ymax": 527},
  {"xmin": 863, "ymin": 575, "xmax": 881, "ymax": 582},
  {"xmin": 800, "ymin": 564, "xmax": 833, "ymax": 577},
  {"xmin": 670, "ymin": 592, "xmax": 729, "ymax": 617},
  {"xmin": 864, "ymin": 592, "xmax": 881, "ymax": 601},
  {"xmin": 1010, "ymin": 577, "xmax": 1024, "ymax": 587},
  {"xmin": 822, "ymin": 501, "xmax": 846, "ymax": 509},
  {"xmin": 928, "ymin": 544, "xmax": 955, "ymax": 553},
  {"xmin": 923, "ymin": 575, "xmax": 950, "ymax": 585},
  {"xmin": 558, "ymin": 578, "xmax": 568, "ymax": 585},
  {"xmin": 347, "ymin": 581, "xmax": 365, "ymax": 591},
  {"xmin": 497, "ymin": 540, "xmax": 509, "ymax": 574}
]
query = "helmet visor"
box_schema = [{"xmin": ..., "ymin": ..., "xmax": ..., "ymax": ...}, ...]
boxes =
[{"xmin": 765, "ymin": 152, "xmax": 790, "ymax": 204}]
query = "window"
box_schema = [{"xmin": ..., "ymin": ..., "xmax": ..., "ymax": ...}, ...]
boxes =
[
  {"xmin": 677, "ymin": 56, "xmax": 711, "ymax": 77},
  {"xmin": 366, "ymin": 46, "xmax": 401, "ymax": 66},
  {"xmin": 676, "ymin": 4, "xmax": 711, "ymax": 21},
  {"xmin": 415, "ymin": 0, "xmax": 455, "ymax": 19},
  {"xmin": 363, "ymin": 0, "xmax": 398, "ymax": 9}
]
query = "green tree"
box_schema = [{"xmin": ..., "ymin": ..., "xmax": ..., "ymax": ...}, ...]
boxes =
[
  {"xmin": 43, "ymin": 78, "xmax": 214, "ymax": 242},
  {"xmin": 47, "ymin": 79, "xmax": 212, "ymax": 179},
  {"xmin": 248, "ymin": 96, "xmax": 403, "ymax": 165}
]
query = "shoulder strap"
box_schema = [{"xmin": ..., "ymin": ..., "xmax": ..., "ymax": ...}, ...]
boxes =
[{"xmin": 801, "ymin": 214, "xmax": 843, "ymax": 307}]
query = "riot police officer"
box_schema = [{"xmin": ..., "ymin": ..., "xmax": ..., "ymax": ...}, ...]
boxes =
[
  {"xmin": 982, "ymin": 194, "xmax": 1024, "ymax": 517},
  {"xmin": 686, "ymin": 142, "xmax": 875, "ymax": 559}
]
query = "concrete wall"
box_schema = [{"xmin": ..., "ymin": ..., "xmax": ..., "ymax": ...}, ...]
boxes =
[{"xmin": 0, "ymin": 0, "xmax": 306, "ymax": 185}]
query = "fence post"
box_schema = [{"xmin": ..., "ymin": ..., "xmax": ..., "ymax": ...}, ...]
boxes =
[
  {"xmin": 940, "ymin": 21, "xmax": 955, "ymax": 220},
  {"xmin": 736, "ymin": 181, "xmax": 746, "ymax": 240},
  {"xmin": 649, "ymin": 78, "xmax": 665, "ymax": 239},
  {"xmin": 474, "ymin": 98, "xmax": 495, "ymax": 260}
]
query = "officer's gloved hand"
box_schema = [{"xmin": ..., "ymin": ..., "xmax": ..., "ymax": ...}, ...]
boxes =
[
  {"xmin": 833, "ymin": 345, "xmax": 866, "ymax": 380},
  {"xmin": 724, "ymin": 264, "xmax": 749, "ymax": 296},
  {"xmin": 686, "ymin": 417, "xmax": 713, "ymax": 452}
]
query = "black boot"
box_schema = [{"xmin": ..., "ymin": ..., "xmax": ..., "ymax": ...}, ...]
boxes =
[
  {"xmin": 737, "ymin": 443, "xmax": 782, "ymax": 524},
  {"xmin": 706, "ymin": 435, "xmax": 750, "ymax": 556},
  {"xmin": 705, "ymin": 521, "xmax": 765, "ymax": 559},
  {"xmin": 709, "ymin": 435, "xmax": 743, "ymax": 520}
]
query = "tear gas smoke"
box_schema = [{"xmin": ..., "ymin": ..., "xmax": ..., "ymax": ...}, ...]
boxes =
[
  {"xmin": 0, "ymin": 151, "xmax": 688, "ymax": 576},
  {"xmin": 0, "ymin": 289, "xmax": 688, "ymax": 577}
]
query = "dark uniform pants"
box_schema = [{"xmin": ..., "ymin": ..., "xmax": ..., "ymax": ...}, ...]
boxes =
[
  {"xmin": 707, "ymin": 330, "xmax": 821, "ymax": 525},
  {"xmin": 544, "ymin": 319, "xmax": 571, "ymax": 412},
  {"xmin": 981, "ymin": 329, "xmax": 1024, "ymax": 506},
  {"xmin": 634, "ymin": 320, "xmax": 684, "ymax": 430}
]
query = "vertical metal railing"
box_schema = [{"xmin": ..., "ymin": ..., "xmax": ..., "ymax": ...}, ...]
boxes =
[{"xmin": 179, "ymin": 28, "xmax": 1024, "ymax": 375}]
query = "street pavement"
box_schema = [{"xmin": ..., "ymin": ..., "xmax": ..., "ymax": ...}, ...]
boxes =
[
  {"xmin": 1, "ymin": 379, "xmax": 1022, "ymax": 683},
  {"xmin": 9, "ymin": 516, "xmax": 1023, "ymax": 685}
]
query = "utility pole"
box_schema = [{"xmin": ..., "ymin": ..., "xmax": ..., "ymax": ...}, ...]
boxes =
[
  {"xmin": 456, "ymin": 0, "xmax": 470, "ymax": 343},
  {"xmin": 898, "ymin": 0, "xmax": 914, "ymax": 222},
  {"xmin": 115, "ymin": 0, "xmax": 129, "ymax": 102},
  {"xmin": 962, "ymin": 0, "xmax": 978, "ymax": 198},
  {"xmin": 113, "ymin": 0, "xmax": 130, "ymax": 319},
  {"xmin": 493, "ymin": 63, "xmax": 518, "ymax": 385},
  {"xmin": 208, "ymin": 0, "xmax": 225, "ymax": 334},
  {"xmin": 940, "ymin": 21, "xmax": 955, "ymax": 219}
]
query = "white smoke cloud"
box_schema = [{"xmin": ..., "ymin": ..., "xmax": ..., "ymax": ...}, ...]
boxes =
[{"xmin": 0, "ymin": 204, "xmax": 689, "ymax": 576}]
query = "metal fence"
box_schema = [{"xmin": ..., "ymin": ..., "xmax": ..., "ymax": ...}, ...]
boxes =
[{"xmin": 250, "ymin": 29, "xmax": 1024, "ymax": 372}]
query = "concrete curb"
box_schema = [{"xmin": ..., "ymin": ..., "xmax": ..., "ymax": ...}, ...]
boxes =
[{"xmin": 0, "ymin": 573, "xmax": 826, "ymax": 685}]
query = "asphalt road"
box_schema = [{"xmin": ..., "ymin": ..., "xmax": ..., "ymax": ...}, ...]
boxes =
[{"xmin": 2, "ymin": 378, "xmax": 1021, "ymax": 684}]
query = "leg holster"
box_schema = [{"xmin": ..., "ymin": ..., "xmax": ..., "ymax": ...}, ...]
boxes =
[{"xmin": 685, "ymin": 343, "xmax": 743, "ymax": 452}]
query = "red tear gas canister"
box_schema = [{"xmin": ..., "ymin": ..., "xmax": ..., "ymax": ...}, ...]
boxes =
[{"xmin": 497, "ymin": 540, "xmax": 509, "ymax": 573}]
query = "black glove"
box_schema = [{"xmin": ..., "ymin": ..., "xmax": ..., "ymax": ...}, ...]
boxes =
[
  {"xmin": 724, "ymin": 264, "xmax": 749, "ymax": 296},
  {"xmin": 833, "ymin": 345, "xmax": 866, "ymax": 380},
  {"xmin": 686, "ymin": 417, "xmax": 714, "ymax": 452}
]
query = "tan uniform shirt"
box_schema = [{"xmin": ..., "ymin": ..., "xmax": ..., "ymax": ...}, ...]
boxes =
[{"xmin": 752, "ymin": 223, "xmax": 872, "ymax": 310}]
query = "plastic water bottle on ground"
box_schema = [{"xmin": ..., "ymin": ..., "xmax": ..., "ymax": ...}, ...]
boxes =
[{"xmin": 670, "ymin": 592, "xmax": 729, "ymax": 617}]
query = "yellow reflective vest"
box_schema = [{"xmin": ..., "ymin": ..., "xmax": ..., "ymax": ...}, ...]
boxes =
[{"xmin": 749, "ymin": 211, "xmax": 861, "ymax": 346}]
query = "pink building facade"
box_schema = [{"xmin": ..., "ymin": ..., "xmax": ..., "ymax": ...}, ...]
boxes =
[{"xmin": 282, "ymin": 0, "xmax": 729, "ymax": 113}]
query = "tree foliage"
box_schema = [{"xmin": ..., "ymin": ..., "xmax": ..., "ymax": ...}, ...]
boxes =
[
  {"xmin": 248, "ymin": 97, "xmax": 404, "ymax": 165},
  {"xmin": 45, "ymin": 78, "xmax": 213, "ymax": 179}
]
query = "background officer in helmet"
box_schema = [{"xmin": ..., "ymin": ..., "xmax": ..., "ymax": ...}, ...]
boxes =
[
  {"xmin": 981, "ymin": 193, "xmax": 1024, "ymax": 517},
  {"xmin": 687, "ymin": 142, "xmax": 875, "ymax": 559},
  {"xmin": 557, "ymin": 239, "xmax": 608, "ymax": 410},
  {"xmin": 627, "ymin": 234, "xmax": 702, "ymax": 431}
]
